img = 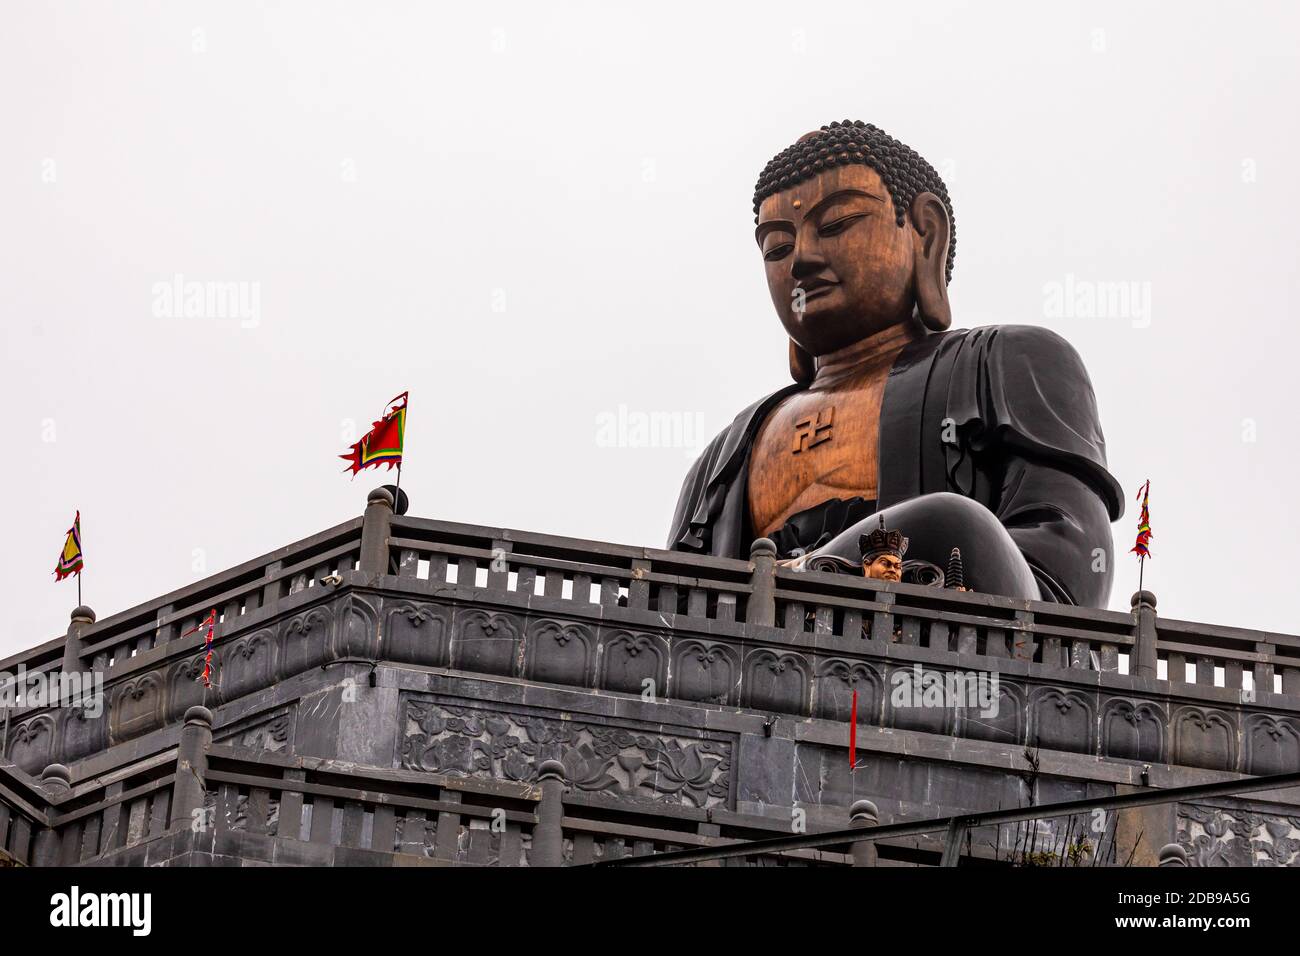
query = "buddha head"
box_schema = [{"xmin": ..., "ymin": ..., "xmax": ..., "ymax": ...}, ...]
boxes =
[{"xmin": 753, "ymin": 121, "xmax": 956, "ymax": 382}]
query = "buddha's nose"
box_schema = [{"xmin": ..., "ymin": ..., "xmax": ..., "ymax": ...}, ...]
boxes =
[{"xmin": 791, "ymin": 232, "xmax": 827, "ymax": 281}]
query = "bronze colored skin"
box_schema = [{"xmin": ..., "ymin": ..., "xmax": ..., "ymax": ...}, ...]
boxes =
[
  {"xmin": 863, "ymin": 553, "xmax": 902, "ymax": 582},
  {"xmin": 747, "ymin": 163, "xmax": 952, "ymax": 537}
]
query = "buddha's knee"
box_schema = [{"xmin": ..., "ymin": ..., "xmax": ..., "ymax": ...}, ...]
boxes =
[{"xmin": 830, "ymin": 493, "xmax": 1040, "ymax": 600}]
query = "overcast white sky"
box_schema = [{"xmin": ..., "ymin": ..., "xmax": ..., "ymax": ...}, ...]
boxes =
[{"xmin": 2, "ymin": 1, "xmax": 1298, "ymax": 658}]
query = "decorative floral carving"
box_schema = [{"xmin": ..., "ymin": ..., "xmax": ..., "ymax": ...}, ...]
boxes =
[
  {"xmin": 1178, "ymin": 804, "xmax": 1300, "ymax": 867},
  {"xmin": 401, "ymin": 698, "xmax": 731, "ymax": 809}
]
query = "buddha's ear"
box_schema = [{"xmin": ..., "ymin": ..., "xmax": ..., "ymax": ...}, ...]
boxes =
[
  {"xmin": 909, "ymin": 191, "xmax": 951, "ymax": 332},
  {"xmin": 789, "ymin": 339, "xmax": 815, "ymax": 384}
]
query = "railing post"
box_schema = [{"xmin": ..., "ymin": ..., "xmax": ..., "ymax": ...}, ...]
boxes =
[
  {"xmin": 32, "ymin": 764, "xmax": 71, "ymax": 866},
  {"xmin": 850, "ymin": 799, "xmax": 879, "ymax": 867},
  {"xmin": 533, "ymin": 759, "xmax": 567, "ymax": 867},
  {"xmin": 748, "ymin": 538, "xmax": 778, "ymax": 627},
  {"xmin": 172, "ymin": 705, "xmax": 214, "ymax": 833},
  {"xmin": 1158, "ymin": 843, "xmax": 1188, "ymax": 867},
  {"xmin": 60, "ymin": 605, "xmax": 96, "ymax": 689},
  {"xmin": 1130, "ymin": 590, "xmax": 1158, "ymax": 680},
  {"xmin": 359, "ymin": 487, "xmax": 395, "ymax": 576},
  {"xmin": 1253, "ymin": 642, "xmax": 1276, "ymax": 697}
]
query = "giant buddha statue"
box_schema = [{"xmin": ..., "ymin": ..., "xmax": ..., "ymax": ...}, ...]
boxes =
[{"xmin": 667, "ymin": 121, "xmax": 1124, "ymax": 607}]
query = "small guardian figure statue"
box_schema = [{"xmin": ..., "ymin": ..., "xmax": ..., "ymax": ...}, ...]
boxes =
[
  {"xmin": 667, "ymin": 121, "xmax": 1123, "ymax": 606},
  {"xmin": 860, "ymin": 516, "xmax": 907, "ymax": 583}
]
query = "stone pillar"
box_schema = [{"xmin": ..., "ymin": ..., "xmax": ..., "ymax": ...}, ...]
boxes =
[
  {"xmin": 359, "ymin": 487, "xmax": 395, "ymax": 576},
  {"xmin": 850, "ymin": 799, "xmax": 879, "ymax": 867},
  {"xmin": 748, "ymin": 538, "xmax": 778, "ymax": 628},
  {"xmin": 533, "ymin": 759, "xmax": 567, "ymax": 867},
  {"xmin": 172, "ymin": 706, "xmax": 213, "ymax": 833},
  {"xmin": 60, "ymin": 605, "xmax": 97, "ymax": 689},
  {"xmin": 32, "ymin": 764, "xmax": 72, "ymax": 866},
  {"xmin": 1158, "ymin": 843, "xmax": 1188, "ymax": 867},
  {"xmin": 1130, "ymin": 591, "xmax": 1158, "ymax": 680}
]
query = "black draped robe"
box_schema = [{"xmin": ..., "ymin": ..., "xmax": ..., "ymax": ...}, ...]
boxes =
[{"xmin": 666, "ymin": 324, "xmax": 1125, "ymax": 607}]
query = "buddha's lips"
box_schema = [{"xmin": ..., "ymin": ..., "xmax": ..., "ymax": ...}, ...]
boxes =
[{"xmin": 798, "ymin": 280, "xmax": 837, "ymax": 301}]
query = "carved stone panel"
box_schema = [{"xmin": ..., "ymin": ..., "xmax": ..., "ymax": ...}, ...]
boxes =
[
  {"xmin": 166, "ymin": 655, "xmax": 211, "ymax": 721},
  {"xmin": 450, "ymin": 609, "xmax": 522, "ymax": 678},
  {"xmin": 742, "ymin": 650, "xmax": 810, "ymax": 715},
  {"xmin": 5, "ymin": 714, "xmax": 56, "ymax": 774},
  {"xmin": 524, "ymin": 619, "xmax": 595, "ymax": 687},
  {"xmin": 334, "ymin": 596, "xmax": 380, "ymax": 661},
  {"xmin": 1101, "ymin": 699, "xmax": 1165, "ymax": 763},
  {"xmin": 885, "ymin": 664, "xmax": 961, "ymax": 736},
  {"xmin": 1028, "ymin": 688, "xmax": 1095, "ymax": 755},
  {"xmin": 1172, "ymin": 706, "xmax": 1237, "ymax": 772},
  {"xmin": 278, "ymin": 608, "xmax": 333, "ymax": 679},
  {"xmin": 956, "ymin": 681, "xmax": 1024, "ymax": 746},
  {"xmin": 220, "ymin": 629, "xmax": 277, "ymax": 702},
  {"xmin": 597, "ymin": 630, "xmax": 668, "ymax": 697},
  {"xmin": 1178, "ymin": 803, "xmax": 1300, "ymax": 866},
  {"xmin": 400, "ymin": 694, "xmax": 733, "ymax": 810},
  {"xmin": 671, "ymin": 639, "xmax": 739, "ymax": 706},
  {"xmin": 216, "ymin": 708, "xmax": 294, "ymax": 754},
  {"xmin": 383, "ymin": 601, "xmax": 450, "ymax": 668},
  {"xmin": 1243, "ymin": 714, "xmax": 1300, "ymax": 776},
  {"xmin": 108, "ymin": 673, "xmax": 165, "ymax": 744},
  {"xmin": 813, "ymin": 659, "xmax": 882, "ymax": 726},
  {"xmin": 59, "ymin": 700, "xmax": 109, "ymax": 765}
]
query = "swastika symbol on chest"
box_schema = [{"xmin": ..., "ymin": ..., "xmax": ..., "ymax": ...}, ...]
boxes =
[{"xmin": 792, "ymin": 406, "xmax": 834, "ymax": 453}]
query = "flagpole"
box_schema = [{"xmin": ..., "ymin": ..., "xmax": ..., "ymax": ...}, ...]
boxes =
[{"xmin": 392, "ymin": 393, "xmax": 406, "ymax": 514}]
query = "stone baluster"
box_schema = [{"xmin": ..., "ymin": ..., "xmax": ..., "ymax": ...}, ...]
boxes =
[
  {"xmin": 359, "ymin": 487, "xmax": 395, "ymax": 576},
  {"xmin": 60, "ymin": 605, "xmax": 97, "ymax": 692},
  {"xmin": 1130, "ymin": 591, "xmax": 1158, "ymax": 680},
  {"xmin": 748, "ymin": 538, "xmax": 778, "ymax": 627},
  {"xmin": 172, "ymin": 706, "xmax": 214, "ymax": 834},
  {"xmin": 850, "ymin": 799, "xmax": 880, "ymax": 867},
  {"xmin": 1158, "ymin": 843, "xmax": 1188, "ymax": 867},
  {"xmin": 32, "ymin": 763, "xmax": 72, "ymax": 866},
  {"xmin": 533, "ymin": 759, "xmax": 567, "ymax": 867}
]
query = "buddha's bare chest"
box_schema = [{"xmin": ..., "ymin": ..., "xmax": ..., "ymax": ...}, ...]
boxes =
[{"xmin": 747, "ymin": 373, "xmax": 890, "ymax": 538}]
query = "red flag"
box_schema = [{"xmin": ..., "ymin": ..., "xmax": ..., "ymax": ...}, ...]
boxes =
[
  {"xmin": 849, "ymin": 689, "xmax": 858, "ymax": 772},
  {"xmin": 1130, "ymin": 479, "xmax": 1152, "ymax": 560},
  {"xmin": 340, "ymin": 392, "xmax": 408, "ymax": 475}
]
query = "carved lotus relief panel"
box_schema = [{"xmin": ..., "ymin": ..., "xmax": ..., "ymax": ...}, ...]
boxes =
[
  {"xmin": 215, "ymin": 709, "xmax": 293, "ymax": 754},
  {"xmin": 399, "ymin": 695, "xmax": 733, "ymax": 810},
  {"xmin": 1178, "ymin": 803, "xmax": 1300, "ymax": 867}
]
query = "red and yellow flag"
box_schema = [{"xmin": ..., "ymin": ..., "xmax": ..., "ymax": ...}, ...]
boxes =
[
  {"xmin": 1130, "ymin": 480, "xmax": 1152, "ymax": 560},
  {"xmin": 54, "ymin": 511, "xmax": 84, "ymax": 581},
  {"xmin": 340, "ymin": 392, "xmax": 407, "ymax": 475}
]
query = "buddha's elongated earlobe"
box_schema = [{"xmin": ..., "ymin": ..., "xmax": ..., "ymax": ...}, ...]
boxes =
[
  {"xmin": 789, "ymin": 339, "xmax": 815, "ymax": 384},
  {"xmin": 910, "ymin": 191, "xmax": 952, "ymax": 332}
]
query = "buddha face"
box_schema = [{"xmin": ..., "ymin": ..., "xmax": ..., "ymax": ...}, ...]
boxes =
[
  {"xmin": 864, "ymin": 552, "xmax": 903, "ymax": 582},
  {"xmin": 756, "ymin": 164, "xmax": 916, "ymax": 358}
]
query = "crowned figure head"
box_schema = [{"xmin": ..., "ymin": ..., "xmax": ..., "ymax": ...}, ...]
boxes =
[{"xmin": 859, "ymin": 515, "xmax": 908, "ymax": 582}]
